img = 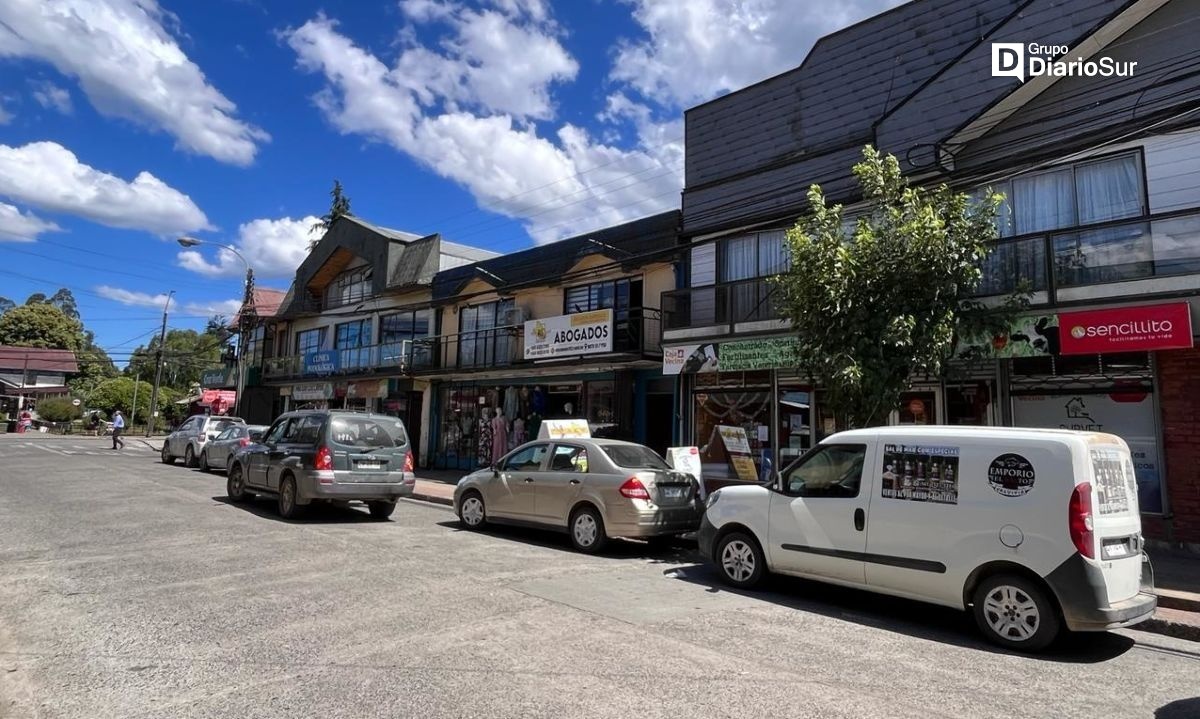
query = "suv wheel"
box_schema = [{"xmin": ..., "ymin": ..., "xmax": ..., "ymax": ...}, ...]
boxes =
[
  {"xmin": 184, "ymin": 445, "xmax": 197, "ymax": 468},
  {"xmin": 278, "ymin": 476, "xmax": 303, "ymax": 520},
  {"xmin": 367, "ymin": 501, "xmax": 396, "ymax": 520},
  {"xmin": 161, "ymin": 443, "xmax": 175, "ymax": 465},
  {"xmin": 227, "ymin": 464, "xmax": 248, "ymax": 502}
]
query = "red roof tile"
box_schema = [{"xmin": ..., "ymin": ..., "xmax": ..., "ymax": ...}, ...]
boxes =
[{"xmin": 0, "ymin": 346, "xmax": 80, "ymax": 373}]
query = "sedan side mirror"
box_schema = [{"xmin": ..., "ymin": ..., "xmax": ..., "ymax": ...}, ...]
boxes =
[{"xmin": 492, "ymin": 465, "xmax": 500, "ymax": 478}]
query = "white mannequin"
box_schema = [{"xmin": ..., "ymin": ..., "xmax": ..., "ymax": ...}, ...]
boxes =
[{"xmin": 563, "ymin": 402, "xmax": 574, "ymax": 416}]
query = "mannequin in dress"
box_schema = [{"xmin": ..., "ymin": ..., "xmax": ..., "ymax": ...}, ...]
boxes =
[
  {"xmin": 477, "ymin": 408, "xmax": 493, "ymax": 467},
  {"xmin": 491, "ymin": 407, "xmax": 509, "ymax": 463},
  {"xmin": 511, "ymin": 415, "xmax": 526, "ymax": 446}
]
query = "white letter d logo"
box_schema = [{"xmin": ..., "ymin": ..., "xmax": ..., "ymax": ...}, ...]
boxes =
[{"xmin": 992, "ymin": 43, "xmax": 1025, "ymax": 82}]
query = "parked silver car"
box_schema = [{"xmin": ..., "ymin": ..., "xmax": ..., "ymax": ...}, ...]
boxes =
[
  {"xmin": 227, "ymin": 410, "xmax": 415, "ymax": 519},
  {"xmin": 453, "ymin": 438, "xmax": 700, "ymax": 552},
  {"xmin": 162, "ymin": 415, "xmax": 246, "ymax": 468},
  {"xmin": 199, "ymin": 424, "xmax": 266, "ymax": 474}
]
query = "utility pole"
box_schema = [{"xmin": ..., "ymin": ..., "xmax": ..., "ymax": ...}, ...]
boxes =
[
  {"xmin": 130, "ymin": 371, "xmax": 141, "ymax": 428},
  {"xmin": 146, "ymin": 291, "xmax": 174, "ymax": 437},
  {"xmin": 236, "ymin": 266, "xmax": 255, "ymax": 419}
]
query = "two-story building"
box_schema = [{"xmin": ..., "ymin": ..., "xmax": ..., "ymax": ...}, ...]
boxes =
[
  {"xmin": 663, "ymin": 0, "xmax": 1200, "ymax": 545},
  {"xmin": 0, "ymin": 346, "xmax": 78, "ymax": 417},
  {"xmin": 261, "ymin": 215, "xmax": 497, "ymax": 465},
  {"xmin": 420, "ymin": 211, "xmax": 680, "ymax": 470}
]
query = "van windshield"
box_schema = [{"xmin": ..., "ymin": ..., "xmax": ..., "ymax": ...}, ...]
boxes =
[
  {"xmin": 329, "ymin": 416, "xmax": 408, "ymax": 449},
  {"xmin": 602, "ymin": 444, "xmax": 669, "ymax": 470}
]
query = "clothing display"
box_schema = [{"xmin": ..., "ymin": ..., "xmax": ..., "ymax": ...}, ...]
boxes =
[
  {"xmin": 511, "ymin": 417, "xmax": 526, "ymax": 446},
  {"xmin": 477, "ymin": 412, "xmax": 493, "ymax": 466},
  {"xmin": 490, "ymin": 412, "xmax": 509, "ymax": 463},
  {"xmin": 503, "ymin": 386, "xmax": 520, "ymax": 421},
  {"xmin": 526, "ymin": 412, "xmax": 542, "ymax": 441},
  {"xmin": 531, "ymin": 386, "xmax": 546, "ymax": 414}
]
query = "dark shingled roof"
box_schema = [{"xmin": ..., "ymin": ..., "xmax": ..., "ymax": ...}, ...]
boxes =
[{"xmin": 432, "ymin": 211, "xmax": 680, "ymax": 302}]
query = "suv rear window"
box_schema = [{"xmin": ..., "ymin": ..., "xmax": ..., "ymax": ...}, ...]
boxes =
[
  {"xmin": 601, "ymin": 444, "xmax": 669, "ymax": 470},
  {"xmin": 329, "ymin": 416, "xmax": 408, "ymax": 449}
]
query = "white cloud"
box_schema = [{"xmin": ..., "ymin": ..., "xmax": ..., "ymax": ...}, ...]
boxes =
[
  {"xmin": 96, "ymin": 285, "xmax": 175, "ymax": 309},
  {"xmin": 177, "ymin": 215, "xmax": 322, "ymax": 279},
  {"xmin": 183, "ymin": 298, "xmax": 242, "ymax": 316},
  {"xmin": 286, "ymin": 12, "xmax": 681, "ymax": 244},
  {"xmin": 610, "ymin": 0, "xmax": 906, "ymax": 108},
  {"xmin": 31, "ymin": 80, "xmax": 72, "ymax": 114},
  {"xmin": 0, "ymin": 141, "xmax": 210, "ymax": 235},
  {"xmin": 0, "ymin": 0, "xmax": 268, "ymax": 165},
  {"xmin": 0, "ymin": 202, "xmax": 61, "ymax": 242}
]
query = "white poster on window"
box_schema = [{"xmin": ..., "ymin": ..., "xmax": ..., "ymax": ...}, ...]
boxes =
[
  {"xmin": 1012, "ymin": 392, "xmax": 1162, "ymax": 513},
  {"xmin": 667, "ymin": 446, "xmax": 704, "ymax": 498}
]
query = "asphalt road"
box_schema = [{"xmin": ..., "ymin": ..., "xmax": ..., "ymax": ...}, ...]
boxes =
[{"xmin": 1, "ymin": 435, "xmax": 1198, "ymax": 719}]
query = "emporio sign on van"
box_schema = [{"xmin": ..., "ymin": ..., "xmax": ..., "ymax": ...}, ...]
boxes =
[{"xmin": 992, "ymin": 42, "xmax": 1137, "ymax": 82}]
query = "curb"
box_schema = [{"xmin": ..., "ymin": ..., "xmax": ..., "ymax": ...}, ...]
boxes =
[
  {"xmin": 1138, "ymin": 608, "xmax": 1200, "ymax": 643},
  {"xmin": 411, "ymin": 492, "xmax": 453, "ymax": 507}
]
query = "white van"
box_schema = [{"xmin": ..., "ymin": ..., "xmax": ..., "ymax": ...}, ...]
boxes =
[{"xmin": 698, "ymin": 426, "xmax": 1156, "ymax": 651}]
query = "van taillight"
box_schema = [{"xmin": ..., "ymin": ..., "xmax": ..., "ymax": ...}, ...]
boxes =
[
  {"xmin": 619, "ymin": 477, "xmax": 650, "ymax": 500},
  {"xmin": 1069, "ymin": 482, "xmax": 1095, "ymax": 559},
  {"xmin": 315, "ymin": 446, "xmax": 333, "ymax": 472},
  {"xmin": 403, "ymin": 451, "xmax": 414, "ymax": 473}
]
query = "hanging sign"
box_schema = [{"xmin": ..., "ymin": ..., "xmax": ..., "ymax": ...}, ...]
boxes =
[
  {"xmin": 292, "ymin": 382, "xmax": 334, "ymax": 401},
  {"xmin": 304, "ymin": 350, "xmax": 340, "ymax": 375},
  {"xmin": 1058, "ymin": 302, "xmax": 1193, "ymax": 355},
  {"xmin": 524, "ymin": 310, "xmax": 613, "ymax": 360},
  {"xmin": 663, "ymin": 343, "xmax": 719, "ymax": 375}
]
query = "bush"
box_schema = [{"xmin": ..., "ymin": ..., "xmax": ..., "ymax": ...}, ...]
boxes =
[{"xmin": 37, "ymin": 397, "xmax": 81, "ymax": 423}]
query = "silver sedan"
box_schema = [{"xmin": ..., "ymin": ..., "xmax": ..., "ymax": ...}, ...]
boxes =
[
  {"xmin": 453, "ymin": 438, "xmax": 700, "ymax": 552},
  {"xmin": 199, "ymin": 424, "xmax": 266, "ymax": 474}
]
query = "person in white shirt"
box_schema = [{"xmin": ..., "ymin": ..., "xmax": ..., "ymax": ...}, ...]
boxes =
[{"xmin": 111, "ymin": 410, "xmax": 125, "ymax": 450}]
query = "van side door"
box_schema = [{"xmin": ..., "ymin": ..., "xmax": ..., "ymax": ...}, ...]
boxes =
[{"xmin": 767, "ymin": 442, "xmax": 873, "ymax": 585}]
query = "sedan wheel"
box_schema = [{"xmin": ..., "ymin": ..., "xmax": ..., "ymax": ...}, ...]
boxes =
[
  {"xmin": 199, "ymin": 451, "xmax": 210, "ymax": 473},
  {"xmin": 716, "ymin": 532, "xmax": 765, "ymax": 589},
  {"xmin": 569, "ymin": 507, "xmax": 607, "ymax": 553},
  {"xmin": 184, "ymin": 445, "xmax": 196, "ymax": 468},
  {"xmin": 458, "ymin": 493, "xmax": 486, "ymax": 529},
  {"xmin": 161, "ymin": 443, "xmax": 175, "ymax": 465}
]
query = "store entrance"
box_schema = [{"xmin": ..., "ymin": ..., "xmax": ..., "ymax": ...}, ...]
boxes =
[{"xmin": 644, "ymin": 393, "xmax": 674, "ymax": 456}]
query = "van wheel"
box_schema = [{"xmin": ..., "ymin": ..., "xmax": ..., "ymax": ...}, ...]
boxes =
[
  {"xmin": 715, "ymin": 532, "xmax": 765, "ymax": 589},
  {"xmin": 161, "ymin": 444, "xmax": 174, "ymax": 464},
  {"xmin": 973, "ymin": 574, "xmax": 1060, "ymax": 652},
  {"xmin": 367, "ymin": 501, "xmax": 396, "ymax": 520},
  {"xmin": 458, "ymin": 492, "xmax": 486, "ymax": 529},
  {"xmin": 569, "ymin": 506, "xmax": 608, "ymax": 553},
  {"xmin": 278, "ymin": 476, "xmax": 303, "ymax": 520}
]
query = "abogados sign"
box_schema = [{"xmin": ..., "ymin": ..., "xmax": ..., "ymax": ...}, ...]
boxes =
[{"xmin": 1058, "ymin": 302, "xmax": 1194, "ymax": 355}]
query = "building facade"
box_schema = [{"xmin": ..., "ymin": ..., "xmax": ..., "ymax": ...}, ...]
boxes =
[{"xmin": 663, "ymin": 0, "xmax": 1200, "ymax": 545}]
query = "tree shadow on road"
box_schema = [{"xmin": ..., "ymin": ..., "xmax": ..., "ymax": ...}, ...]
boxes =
[
  {"xmin": 1157, "ymin": 698, "xmax": 1200, "ymax": 718},
  {"xmin": 213, "ymin": 496, "xmax": 384, "ymax": 524},
  {"xmin": 435, "ymin": 519, "xmax": 699, "ymax": 564},
  {"xmin": 662, "ymin": 562, "xmax": 1136, "ymax": 663}
]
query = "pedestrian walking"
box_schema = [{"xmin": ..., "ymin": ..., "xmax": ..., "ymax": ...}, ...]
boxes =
[
  {"xmin": 17, "ymin": 409, "xmax": 32, "ymax": 434},
  {"xmin": 111, "ymin": 410, "xmax": 125, "ymax": 450}
]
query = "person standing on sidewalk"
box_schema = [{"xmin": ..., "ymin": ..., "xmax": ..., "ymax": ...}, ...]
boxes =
[{"xmin": 111, "ymin": 410, "xmax": 125, "ymax": 450}]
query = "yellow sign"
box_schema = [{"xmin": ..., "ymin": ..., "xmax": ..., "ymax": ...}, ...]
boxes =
[
  {"xmin": 537, "ymin": 419, "xmax": 591, "ymax": 440},
  {"xmin": 731, "ymin": 456, "xmax": 758, "ymax": 482}
]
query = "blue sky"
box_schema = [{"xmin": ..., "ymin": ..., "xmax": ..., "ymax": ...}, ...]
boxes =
[{"xmin": 0, "ymin": 0, "xmax": 898, "ymax": 365}]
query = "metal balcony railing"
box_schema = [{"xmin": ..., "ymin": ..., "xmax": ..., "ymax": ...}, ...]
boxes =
[{"xmin": 662, "ymin": 277, "xmax": 780, "ymax": 331}]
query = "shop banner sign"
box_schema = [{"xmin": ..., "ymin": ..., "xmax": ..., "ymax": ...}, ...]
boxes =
[
  {"xmin": 346, "ymin": 379, "xmax": 387, "ymax": 399},
  {"xmin": 1013, "ymin": 392, "xmax": 1162, "ymax": 513},
  {"xmin": 304, "ymin": 350, "xmax": 340, "ymax": 375},
  {"xmin": 662, "ymin": 343, "xmax": 719, "ymax": 375},
  {"xmin": 537, "ymin": 419, "xmax": 591, "ymax": 440},
  {"xmin": 200, "ymin": 367, "xmax": 235, "ymax": 388},
  {"xmin": 1058, "ymin": 303, "xmax": 1193, "ymax": 355},
  {"xmin": 292, "ymin": 382, "xmax": 334, "ymax": 401},
  {"xmin": 525, "ymin": 310, "xmax": 612, "ymax": 360},
  {"xmin": 720, "ymin": 338, "xmax": 802, "ymax": 371},
  {"xmin": 955, "ymin": 314, "xmax": 1059, "ymax": 359},
  {"xmin": 716, "ymin": 425, "xmax": 757, "ymax": 482}
]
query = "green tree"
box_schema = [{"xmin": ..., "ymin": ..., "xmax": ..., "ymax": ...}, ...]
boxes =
[
  {"xmin": 309, "ymin": 179, "xmax": 352, "ymax": 248},
  {"xmin": 24, "ymin": 292, "xmax": 47, "ymax": 305},
  {"xmin": 0, "ymin": 296, "xmax": 14, "ymax": 315},
  {"xmin": 124, "ymin": 328, "xmax": 224, "ymax": 390},
  {"xmin": 0, "ymin": 303, "xmax": 84, "ymax": 350},
  {"xmin": 774, "ymin": 146, "xmax": 1021, "ymax": 429},
  {"xmin": 47, "ymin": 288, "xmax": 80, "ymax": 320},
  {"xmin": 86, "ymin": 376, "xmax": 175, "ymax": 419},
  {"xmin": 36, "ymin": 396, "xmax": 80, "ymax": 423}
]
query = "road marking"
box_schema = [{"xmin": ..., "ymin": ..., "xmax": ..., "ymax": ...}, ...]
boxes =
[{"xmin": 26, "ymin": 443, "xmax": 68, "ymax": 456}]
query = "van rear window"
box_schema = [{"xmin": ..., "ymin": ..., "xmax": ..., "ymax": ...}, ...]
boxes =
[
  {"xmin": 1091, "ymin": 448, "xmax": 1136, "ymax": 515},
  {"xmin": 329, "ymin": 417, "xmax": 408, "ymax": 449}
]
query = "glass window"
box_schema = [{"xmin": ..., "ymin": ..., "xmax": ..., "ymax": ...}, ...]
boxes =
[
  {"xmin": 1013, "ymin": 167, "xmax": 1076, "ymax": 234},
  {"xmin": 565, "ymin": 279, "xmax": 643, "ymax": 352},
  {"xmin": 602, "ymin": 444, "xmax": 669, "ymax": 470},
  {"xmin": 550, "ymin": 444, "xmax": 588, "ymax": 472},
  {"xmin": 329, "ymin": 416, "xmax": 407, "ymax": 448},
  {"xmin": 719, "ymin": 231, "xmax": 791, "ymax": 282},
  {"xmin": 502, "ymin": 443, "xmax": 549, "ymax": 471},
  {"xmin": 380, "ymin": 310, "xmax": 432, "ymax": 367},
  {"xmin": 586, "ymin": 380, "xmax": 615, "ymax": 426},
  {"xmin": 296, "ymin": 328, "xmax": 325, "ymax": 356},
  {"xmin": 264, "ymin": 419, "xmax": 292, "ymax": 444},
  {"xmin": 289, "ymin": 415, "xmax": 324, "ymax": 445},
  {"xmin": 458, "ymin": 299, "xmax": 514, "ymax": 368},
  {"xmin": 335, "ymin": 319, "xmax": 372, "ymax": 370},
  {"xmin": 695, "ymin": 389, "xmax": 770, "ymax": 481},
  {"xmin": 783, "ymin": 444, "xmax": 866, "ymax": 498},
  {"xmin": 325, "ymin": 266, "xmax": 372, "ymax": 309}
]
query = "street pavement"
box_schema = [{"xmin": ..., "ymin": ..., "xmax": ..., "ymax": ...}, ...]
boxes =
[{"xmin": 1, "ymin": 435, "xmax": 1198, "ymax": 719}]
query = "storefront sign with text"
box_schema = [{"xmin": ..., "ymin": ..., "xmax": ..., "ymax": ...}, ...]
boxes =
[
  {"xmin": 524, "ymin": 310, "xmax": 613, "ymax": 360},
  {"xmin": 1058, "ymin": 303, "xmax": 1193, "ymax": 355}
]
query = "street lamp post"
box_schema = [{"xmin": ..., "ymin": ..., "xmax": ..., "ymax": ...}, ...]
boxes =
[
  {"xmin": 146, "ymin": 290, "xmax": 175, "ymax": 437},
  {"xmin": 177, "ymin": 237, "xmax": 254, "ymax": 420}
]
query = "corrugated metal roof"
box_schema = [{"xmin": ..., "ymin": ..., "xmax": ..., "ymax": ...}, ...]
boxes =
[{"xmin": 0, "ymin": 346, "xmax": 79, "ymax": 373}]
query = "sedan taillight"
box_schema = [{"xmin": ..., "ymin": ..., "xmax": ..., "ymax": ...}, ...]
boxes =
[{"xmin": 619, "ymin": 476, "xmax": 650, "ymax": 500}]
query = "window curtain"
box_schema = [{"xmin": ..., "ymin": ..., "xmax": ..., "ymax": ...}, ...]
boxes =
[
  {"xmin": 1013, "ymin": 168, "xmax": 1075, "ymax": 234},
  {"xmin": 720, "ymin": 236, "xmax": 756, "ymax": 282},
  {"xmin": 757, "ymin": 231, "xmax": 788, "ymax": 275},
  {"xmin": 1076, "ymin": 155, "xmax": 1142, "ymax": 224}
]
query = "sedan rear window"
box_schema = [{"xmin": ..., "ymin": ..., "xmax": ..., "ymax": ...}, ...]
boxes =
[
  {"xmin": 601, "ymin": 444, "xmax": 669, "ymax": 470},
  {"xmin": 329, "ymin": 417, "xmax": 408, "ymax": 449}
]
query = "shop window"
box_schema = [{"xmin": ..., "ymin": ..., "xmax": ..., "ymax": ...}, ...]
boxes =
[
  {"xmin": 695, "ymin": 389, "xmax": 770, "ymax": 481},
  {"xmin": 325, "ymin": 266, "xmax": 373, "ymax": 309},
  {"xmin": 335, "ymin": 319, "xmax": 372, "ymax": 370},
  {"xmin": 586, "ymin": 381, "xmax": 615, "ymax": 428}
]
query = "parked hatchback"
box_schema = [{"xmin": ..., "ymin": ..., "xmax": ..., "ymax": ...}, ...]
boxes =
[
  {"xmin": 226, "ymin": 410, "xmax": 415, "ymax": 519},
  {"xmin": 199, "ymin": 424, "xmax": 266, "ymax": 474},
  {"xmin": 162, "ymin": 414, "xmax": 246, "ymax": 468},
  {"xmin": 453, "ymin": 438, "xmax": 700, "ymax": 552}
]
